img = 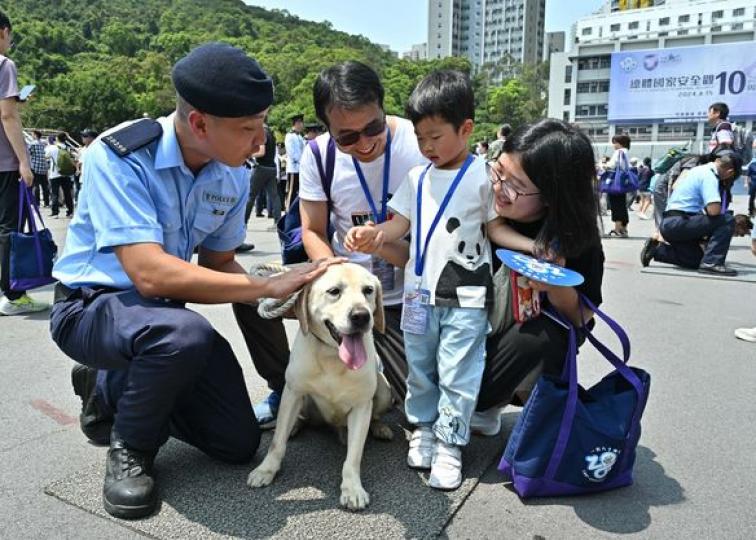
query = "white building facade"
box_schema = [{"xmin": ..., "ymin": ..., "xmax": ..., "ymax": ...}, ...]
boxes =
[
  {"xmin": 548, "ymin": 0, "xmax": 756, "ymax": 158},
  {"xmin": 427, "ymin": 0, "xmax": 545, "ymax": 69}
]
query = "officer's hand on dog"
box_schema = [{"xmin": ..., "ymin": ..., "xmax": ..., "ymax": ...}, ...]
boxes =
[{"xmin": 265, "ymin": 257, "xmax": 347, "ymax": 299}]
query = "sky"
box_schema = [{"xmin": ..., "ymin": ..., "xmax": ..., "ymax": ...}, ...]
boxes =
[{"xmin": 244, "ymin": 0, "xmax": 607, "ymax": 54}]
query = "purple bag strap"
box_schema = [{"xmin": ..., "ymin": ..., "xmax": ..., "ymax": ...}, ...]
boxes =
[
  {"xmin": 544, "ymin": 295, "xmax": 646, "ymax": 481},
  {"xmin": 308, "ymin": 138, "xmax": 335, "ymax": 201}
]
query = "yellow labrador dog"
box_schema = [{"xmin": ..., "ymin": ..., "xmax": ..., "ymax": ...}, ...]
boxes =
[{"xmin": 247, "ymin": 263, "xmax": 393, "ymax": 510}]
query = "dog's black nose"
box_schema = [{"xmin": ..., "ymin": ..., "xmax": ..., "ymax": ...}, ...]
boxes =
[{"xmin": 349, "ymin": 309, "xmax": 371, "ymax": 330}]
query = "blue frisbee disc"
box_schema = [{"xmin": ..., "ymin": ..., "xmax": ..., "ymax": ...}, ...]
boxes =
[{"xmin": 495, "ymin": 248, "xmax": 584, "ymax": 287}]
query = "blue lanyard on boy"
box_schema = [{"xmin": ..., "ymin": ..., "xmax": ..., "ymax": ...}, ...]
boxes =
[
  {"xmin": 352, "ymin": 128, "xmax": 392, "ymax": 223},
  {"xmin": 414, "ymin": 154, "xmax": 475, "ymax": 281}
]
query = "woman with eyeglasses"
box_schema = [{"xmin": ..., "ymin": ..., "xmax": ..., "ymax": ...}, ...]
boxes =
[{"xmin": 474, "ymin": 118, "xmax": 605, "ymax": 418}]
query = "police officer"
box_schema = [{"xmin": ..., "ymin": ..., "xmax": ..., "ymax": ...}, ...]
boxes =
[
  {"xmin": 641, "ymin": 149, "xmax": 742, "ymax": 275},
  {"xmin": 49, "ymin": 43, "xmax": 340, "ymax": 520}
]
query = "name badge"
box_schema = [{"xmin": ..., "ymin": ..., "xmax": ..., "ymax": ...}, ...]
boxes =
[
  {"xmin": 371, "ymin": 256, "xmax": 395, "ymax": 291},
  {"xmin": 400, "ymin": 287, "xmax": 430, "ymax": 334}
]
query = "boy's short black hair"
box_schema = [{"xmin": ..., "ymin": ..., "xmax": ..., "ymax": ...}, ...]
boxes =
[
  {"xmin": 405, "ymin": 70, "xmax": 474, "ymax": 130},
  {"xmin": 0, "ymin": 11, "xmax": 11, "ymax": 31},
  {"xmin": 709, "ymin": 102, "xmax": 729, "ymax": 120},
  {"xmin": 56, "ymin": 132, "xmax": 67, "ymax": 143}
]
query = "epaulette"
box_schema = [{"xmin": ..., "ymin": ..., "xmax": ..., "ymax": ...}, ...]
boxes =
[{"xmin": 102, "ymin": 119, "xmax": 163, "ymax": 157}]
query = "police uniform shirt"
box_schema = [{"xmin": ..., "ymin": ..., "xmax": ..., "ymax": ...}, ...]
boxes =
[
  {"xmin": 665, "ymin": 163, "xmax": 721, "ymax": 215},
  {"xmin": 53, "ymin": 113, "xmax": 249, "ymax": 289}
]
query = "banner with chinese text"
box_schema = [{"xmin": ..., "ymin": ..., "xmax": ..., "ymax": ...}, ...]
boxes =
[{"xmin": 607, "ymin": 42, "xmax": 756, "ymax": 123}]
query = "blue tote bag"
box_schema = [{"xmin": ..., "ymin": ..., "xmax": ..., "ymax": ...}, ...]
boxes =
[
  {"xmin": 277, "ymin": 138, "xmax": 335, "ymax": 264},
  {"xmin": 499, "ymin": 296, "xmax": 650, "ymax": 498},
  {"xmin": 10, "ymin": 184, "xmax": 58, "ymax": 291},
  {"xmin": 599, "ymin": 152, "xmax": 639, "ymax": 195}
]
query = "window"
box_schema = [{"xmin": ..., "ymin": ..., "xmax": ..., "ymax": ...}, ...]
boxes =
[
  {"xmin": 677, "ymin": 29, "xmax": 688, "ymax": 35},
  {"xmin": 610, "ymin": 23, "xmax": 620, "ymax": 32},
  {"xmin": 711, "ymin": 10, "xmax": 723, "ymax": 19},
  {"xmin": 563, "ymin": 111, "xmax": 570, "ymax": 122},
  {"xmin": 731, "ymin": 22, "xmax": 744, "ymax": 31},
  {"xmin": 711, "ymin": 25, "xmax": 721, "ymax": 32},
  {"xmin": 733, "ymin": 8, "xmax": 745, "ymax": 17},
  {"xmin": 629, "ymin": 21, "xmax": 639, "ymax": 30},
  {"xmin": 678, "ymin": 15, "xmax": 690, "ymax": 23},
  {"xmin": 565, "ymin": 65, "xmax": 572, "ymax": 83},
  {"xmin": 582, "ymin": 27, "xmax": 592, "ymax": 36},
  {"xmin": 564, "ymin": 89, "xmax": 571, "ymax": 105},
  {"xmin": 659, "ymin": 17, "xmax": 670, "ymax": 26}
]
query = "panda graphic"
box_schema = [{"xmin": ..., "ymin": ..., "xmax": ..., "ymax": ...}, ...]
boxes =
[{"xmin": 434, "ymin": 217, "xmax": 493, "ymax": 308}]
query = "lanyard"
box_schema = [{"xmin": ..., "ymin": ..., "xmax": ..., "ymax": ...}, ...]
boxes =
[
  {"xmin": 352, "ymin": 128, "xmax": 392, "ymax": 223},
  {"xmin": 414, "ymin": 154, "xmax": 474, "ymax": 278}
]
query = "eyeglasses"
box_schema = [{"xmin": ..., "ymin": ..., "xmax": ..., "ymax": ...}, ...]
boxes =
[
  {"xmin": 331, "ymin": 115, "xmax": 386, "ymax": 147},
  {"xmin": 486, "ymin": 161, "xmax": 540, "ymax": 202}
]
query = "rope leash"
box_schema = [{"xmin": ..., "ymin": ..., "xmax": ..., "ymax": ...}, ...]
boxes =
[{"xmin": 249, "ymin": 263, "xmax": 301, "ymax": 319}]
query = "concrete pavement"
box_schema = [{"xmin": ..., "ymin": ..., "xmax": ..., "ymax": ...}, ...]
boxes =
[{"xmin": 1, "ymin": 195, "xmax": 755, "ymax": 539}]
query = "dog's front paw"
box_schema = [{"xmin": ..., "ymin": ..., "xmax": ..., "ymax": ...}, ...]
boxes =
[
  {"xmin": 247, "ymin": 466, "xmax": 277, "ymax": 488},
  {"xmin": 340, "ymin": 482, "xmax": 370, "ymax": 510},
  {"xmin": 370, "ymin": 421, "xmax": 394, "ymax": 441}
]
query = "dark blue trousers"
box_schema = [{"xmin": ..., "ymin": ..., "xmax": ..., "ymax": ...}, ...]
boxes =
[
  {"xmin": 50, "ymin": 287, "xmax": 259, "ymax": 462},
  {"xmin": 655, "ymin": 213, "xmax": 735, "ymax": 268}
]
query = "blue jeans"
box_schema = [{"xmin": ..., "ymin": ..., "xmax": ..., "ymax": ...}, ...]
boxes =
[
  {"xmin": 404, "ymin": 306, "xmax": 488, "ymax": 446},
  {"xmin": 655, "ymin": 213, "xmax": 734, "ymax": 268}
]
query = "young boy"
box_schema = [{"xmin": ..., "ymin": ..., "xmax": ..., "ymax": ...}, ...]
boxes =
[{"xmin": 345, "ymin": 70, "xmax": 512, "ymax": 490}]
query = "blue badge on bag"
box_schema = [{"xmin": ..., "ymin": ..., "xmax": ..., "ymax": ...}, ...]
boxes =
[{"xmin": 495, "ymin": 249, "xmax": 584, "ymax": 287}]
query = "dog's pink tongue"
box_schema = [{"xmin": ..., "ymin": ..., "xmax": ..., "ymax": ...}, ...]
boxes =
[{"xmin": 338, "ymin": 334, "xmax": 367, "ymax": 370}]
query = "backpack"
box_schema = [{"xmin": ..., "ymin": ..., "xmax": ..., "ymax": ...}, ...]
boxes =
[
  {"xmin": 652, "ymin": 146, "xmax": 687, "ymax": 175},
  {"xmin": 732, "ymin": 125, "xmax": 754, "ymax": 165},
  {"xmin": 666, "ymin": 154, "xmax": 701, "ymax": 193},
  {"xmin": 56, "ymin": 146, "xmax": 77, "ymax": 176},
  {"xmin": 276, "ymin": 138, "xmax": 335, "ymax": 264}
]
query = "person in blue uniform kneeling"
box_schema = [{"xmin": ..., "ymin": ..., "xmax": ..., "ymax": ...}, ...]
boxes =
[{"xmin": 49, "ymin": 42, "xmax": 339, "ymax": 520}]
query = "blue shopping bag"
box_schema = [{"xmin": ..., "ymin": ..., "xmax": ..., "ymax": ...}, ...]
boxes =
[
  {"xmin": 599, "ymin": 152, "xmax": 639, "ymax": 195},
  {"xmin": 499, "ymin": 296, "xmax": 650, "ymax": 497},
  {"xmin": 10, "ymin": 184, "xmax": 58, "ymax": 291},
  {"xmin": 277, "ymin": 138, "xmax": 335, "ymax": 264}
]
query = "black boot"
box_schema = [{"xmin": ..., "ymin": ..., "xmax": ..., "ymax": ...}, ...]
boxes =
[
  {"xmin": 71, "ymin": 364, "xmax": 113, "ymax": 445},
  {"xmin": 103, "ymin": 433, "xmax": 158, "ymax": 519}
]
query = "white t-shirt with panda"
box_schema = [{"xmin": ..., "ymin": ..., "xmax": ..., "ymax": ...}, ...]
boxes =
[
  {"xmin": 299, "ymin": 116, "xmax": 427, "ymax": 306},
  {"xmin": 388, "ymin": 156, "xmax": 497, "ymax": 309}
]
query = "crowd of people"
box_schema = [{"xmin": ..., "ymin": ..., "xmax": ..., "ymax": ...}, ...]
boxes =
[{"xmin": 0, "ymin": 6, "xmax": 753, "ymax": 523}]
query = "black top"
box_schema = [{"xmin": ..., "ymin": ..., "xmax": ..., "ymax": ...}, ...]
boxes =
[
  {"xmin": 257, "ymin": 126, "xmax": 277, "ymax": 168},
  {"xmin": 492, "ymin": 218, "xmax": 604, "ymax": 307}
]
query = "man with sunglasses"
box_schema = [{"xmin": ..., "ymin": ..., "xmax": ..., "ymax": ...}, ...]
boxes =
[{"xmin": 236, "ymin": 61, "xmax": 427, "ymax": 427}]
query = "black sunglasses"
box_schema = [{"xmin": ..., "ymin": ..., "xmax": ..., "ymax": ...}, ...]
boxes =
[{"xmin": 331, "ymin": 115, "xmax": 386, "ymax": 147}]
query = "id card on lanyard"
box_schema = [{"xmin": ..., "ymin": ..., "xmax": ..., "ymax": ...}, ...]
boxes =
[
  {"xmin": 353, "ymin": 128, "xmax": 395, "ymax": 291},
  {"xmin": 400, "ymin": 154, "xmax": 475, "ymax": 334}
]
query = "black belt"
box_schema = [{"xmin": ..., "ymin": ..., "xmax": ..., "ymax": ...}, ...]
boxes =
[
  {"xmin": 663, "ymin": 210, "xmax": 698, "ymax": 218},
  {"xmin": 54, "ymin": 283, "xmax": 119, "ymax": 303}
]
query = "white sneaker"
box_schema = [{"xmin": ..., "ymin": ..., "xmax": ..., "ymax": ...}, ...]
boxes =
[
  {"xmin": 470, "ymin": 407, "xmax": 502, "ymax": 436},
  {"xmin": 429, "ymin": 441, "xmax": 462, "ymax": 490},
  {"xmin": 407, "ymin": 426, "xmax": 435, "ymax": 469},
  {"xmin": 0, "ymin": 294, "xmax": 50, "ymax": 316},
  {"xmin": 734, "ymin": 327, "xmax": 756, "ymax": 343}
]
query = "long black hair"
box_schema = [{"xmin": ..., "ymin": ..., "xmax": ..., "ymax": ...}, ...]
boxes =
[{"xmin": 502, "ymin": 119, "xmax": 600, "ymax": 258}]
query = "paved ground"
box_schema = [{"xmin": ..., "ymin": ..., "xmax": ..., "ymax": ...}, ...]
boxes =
[{"xmin": 1, "ymin": 194, "xmax": 755, "ymax": 539}]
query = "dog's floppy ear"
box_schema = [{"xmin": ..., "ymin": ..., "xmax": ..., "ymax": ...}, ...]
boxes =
[
  {"xmin": 372, "ymin": 275, "xmax": 385, "ymax": 334},
  {"xmin": 294, "ymin": 283, "xmax": 312, "ymax": 335}
]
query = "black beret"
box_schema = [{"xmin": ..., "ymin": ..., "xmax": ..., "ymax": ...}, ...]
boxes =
[
  {"xmin": 172, "ymin": 42, "xmax": 273, "ymax": 118},
  {"xmin": 305, "ymin": 123, "xmax": 322, "ymax": 132},
  {"xmin": 290, "ymin": 113, "xmax": 304, "ymax": 123}
]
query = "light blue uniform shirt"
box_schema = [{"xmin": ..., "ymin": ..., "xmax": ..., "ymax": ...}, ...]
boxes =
[
  {"xmin": 665, "ymin": 163, "xmax": 721, "ymax": 214},
  {"xmin": 53, "ymin": 114, "xmax": 249, "ymax": 289}
]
